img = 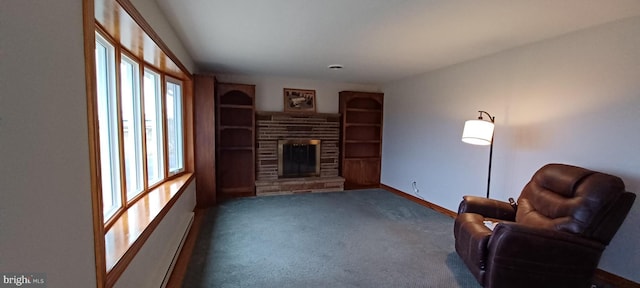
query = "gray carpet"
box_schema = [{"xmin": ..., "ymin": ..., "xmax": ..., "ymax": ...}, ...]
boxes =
[{"xmin": 183, "ymin": 189, "xmax": 482, "ymax": 288}]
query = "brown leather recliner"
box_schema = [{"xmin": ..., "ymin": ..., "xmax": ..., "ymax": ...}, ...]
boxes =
[{"xmin": 454, "ymin": 163, "xmax": 636, "ymax": 288}]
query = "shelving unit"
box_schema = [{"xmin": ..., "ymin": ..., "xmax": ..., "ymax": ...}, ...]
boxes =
[
  {"xmin": 339, "ymin": 91, "xmax": 384, "ymax": 189},
  {"xmin": 193, "ymin": 75, "xmax": 216, "ymax": 207},
  {"xmin": 216, "ymin": 82, "xmax": 256, "ymax": 199}
]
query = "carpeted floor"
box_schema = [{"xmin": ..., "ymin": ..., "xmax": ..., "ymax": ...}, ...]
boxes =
[{"xmin": 182, "ymin": 189, "xmax": 482, "ymax": 288}]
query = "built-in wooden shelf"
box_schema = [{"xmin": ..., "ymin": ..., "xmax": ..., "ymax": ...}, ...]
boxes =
[
  {"xmin": 339, "ymin": 91, "xmax": 384, "ymax": 190},
  {"xmin": 194, "ymin": 75, "xmax": 216, "ymax": 208},
  {"xmin": 216, "ymin": 82, "xmax": 256, "ymax": 200}
]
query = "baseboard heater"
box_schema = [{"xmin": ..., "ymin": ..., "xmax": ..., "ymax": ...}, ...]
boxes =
[{"xmin": 160, "ymin": 212, "xmax": 194, "ymax": 288}]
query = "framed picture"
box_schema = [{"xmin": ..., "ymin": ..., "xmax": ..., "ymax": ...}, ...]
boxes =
[{"xmin": 283, "ymin": 88, "xmax": 316, "ymax": 113}]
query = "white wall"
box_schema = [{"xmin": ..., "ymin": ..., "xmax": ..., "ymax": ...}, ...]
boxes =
[
  {"xmin": 0, "ymin": 1, "xmax": 97, "ymax": 287},
  {"xmin": 381, "ymin": 16, "xmax": 640, "ymax": 282},
  {"xmin": 216, "ymin": 74, "xmax": 380, "ymax": 113}
]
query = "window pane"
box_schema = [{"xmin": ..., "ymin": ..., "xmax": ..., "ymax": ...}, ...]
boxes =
[
  {"xmin": 95, "ymin": 34, "xmax": 122, "ymax": 220},
  {"xmin": 120, "ymin": 56, "xmax": 144, "ymax": 200},
  {"xmin": 144, "ymin": 69, "xmax": 164, "ymax": 185},
  {"xmin": 166, "ymin": 80, "xmax": 184, "ymax": 174}
]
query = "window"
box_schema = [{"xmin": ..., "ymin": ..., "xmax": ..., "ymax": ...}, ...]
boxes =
[
  {"xmin": 143, "ymin": 69, "xmax": 164, "ymax": 186},
  {"xmin": 120, "ymin": 55, "xmax": 144, "ymax": 200},
  {"xmin": 93, "ymin": 33, "xmax": 185, "ymax": 223},
  {"xmin": 95, "ymin": 33, "xmax": 122, "ymax": 220},
  {"xmin": 89, "ymin": 2, "xmax": 193, "ymax": 284},
  {"xmin": 166, "ymin": 79, "xmax": 184, "ymax": 174}
]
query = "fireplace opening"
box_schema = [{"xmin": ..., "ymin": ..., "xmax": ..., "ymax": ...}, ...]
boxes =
[{"xmin": 278, "ymin": 139, "xmax": 321, "ymax": 178}]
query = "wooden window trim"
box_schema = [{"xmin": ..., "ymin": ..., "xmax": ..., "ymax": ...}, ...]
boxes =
[
  {"xmin": 84, "ymin": 0, "xmax": 194, "ymax": 287},
  {"xmin": 83, "ymin": 1, "xmax": 107, "ymax": 287},
  {"xmin": 165, "ymin": 76, "xmax": 187, "ymax": 177},
  {"xmin": 115, "ymin": 0, "xmax": 190, "ymax": 76},
  {"xmin": 105, "ymin": 173, "xmax": 194, "ymax": 287},
  {"xmin": 97, "ymin": 30, "xmax": 181, "ymax": 231}
]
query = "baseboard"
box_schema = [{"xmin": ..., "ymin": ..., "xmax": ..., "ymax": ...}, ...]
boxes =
[
  {"xmin": 593, "ymin": 269, "xmax": 640, "ymax": 288},
  {"xmin": 380, "ymin": 183, "xmax": 457, "ymax": 218},
  {"xmin": 379, "ymin": 183, "xmax": 639, "ymax": 288},
  {"xmin": 165, "ymin": 209, "xmax": 206, "ymax": 288}
]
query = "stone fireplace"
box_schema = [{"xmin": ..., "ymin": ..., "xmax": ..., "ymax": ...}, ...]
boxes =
[
  {"xmin": 255, "ymin": 112, "xmax": 345, "ymax": 195},
  {"xmin": 278, "ymin": 139, "xmax": 321, "ymax": 178}
]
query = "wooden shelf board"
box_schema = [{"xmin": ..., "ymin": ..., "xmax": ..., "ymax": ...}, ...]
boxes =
[
  {"xmin": 346, "ymin": 108, "xmax": 381, "ymax": 112},
  {"xmin": 344, "ymin": 123, "xmax": 381, "ymax": 127},
  {"xmin": 344, "ymin": 156, "xmax": 381, "ymax": 160},
  {"xmin": 219, "ymin": 104, "xmax": 254, "ymax": 109},
  {"xmin": 218, "ymin": 146, "xmax": 253, "ymax": 151},
  {"xmin": 345, "ymin": 140, "xmax": 381, "ymax": 144},
  {"xmin": 219, "ymin": 125, "xmax": 252, "ymax": 130}
]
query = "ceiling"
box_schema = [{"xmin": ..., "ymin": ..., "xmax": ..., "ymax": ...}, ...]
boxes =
[{"xmin": 156, "ymin": 0, "xmax": 640, "ymax": 84}]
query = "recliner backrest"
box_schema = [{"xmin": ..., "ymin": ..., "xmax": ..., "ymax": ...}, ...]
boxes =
[{"xmin": 515, "ymin": 163, "xmax": 628, "ymax": 243}]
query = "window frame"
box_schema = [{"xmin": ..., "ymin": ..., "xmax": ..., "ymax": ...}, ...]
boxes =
[
  {"xmin": 95, "ymin": 31, "xmax": 123, "ymax": 221},
  {"xmin": 85, "ymin": 1, "xmax": 194, "ymax": 287},
  {"xmin": 93, "ymin": 28, "xmax": 188, "ymax": 230},
  {"xmin": 165, "ymin": 76, "xmax": 185, "ymax": 176},
  {"xmin": 119, "ymin": 53, "xmax": 146, "ymax": 202},
  {"xmin": 142, "ymin": 67, "xmax": 166, "ymax": 187}
]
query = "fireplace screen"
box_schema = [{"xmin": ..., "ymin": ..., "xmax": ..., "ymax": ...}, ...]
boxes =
[{"xmin": 278, "ymin": 139, "xmax": 321, "ymax": 178}]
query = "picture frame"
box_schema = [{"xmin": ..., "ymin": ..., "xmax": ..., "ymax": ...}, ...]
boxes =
[{"xmin": 283, "ymin": 88, "xmax": 316, "ymax": 113}]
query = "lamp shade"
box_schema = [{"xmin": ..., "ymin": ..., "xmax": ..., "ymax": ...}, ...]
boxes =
[{"xmin": 462, "ymin": 119, "xmax": 494, "ymax": 145}]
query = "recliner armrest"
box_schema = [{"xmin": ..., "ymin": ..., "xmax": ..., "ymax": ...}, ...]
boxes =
[
  {"xmin": 484, "ymin": 222, "xmax": 606, "ymax": 288},
  {"xmin": 489, "ymin": 222, "xmax": 604, "ymax": 251},
  {"xmin": 457, "ymin": 196, "xmax": 516, "ymax": 221}
]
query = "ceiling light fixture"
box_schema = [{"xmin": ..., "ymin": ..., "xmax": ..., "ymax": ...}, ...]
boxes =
[{"xmin": 328, "ymin": 64, "xmax": 343, "ymax": 70}]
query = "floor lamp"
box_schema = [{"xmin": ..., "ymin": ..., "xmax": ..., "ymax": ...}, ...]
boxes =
[{"xmin": 461, "ymin": 111, "xmax": 495, "ymax": 198}]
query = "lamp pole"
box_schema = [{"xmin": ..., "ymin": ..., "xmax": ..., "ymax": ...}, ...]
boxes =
[{"xmin": 477, "ymin": 111, "xmax": 495, "ymax": 198}]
